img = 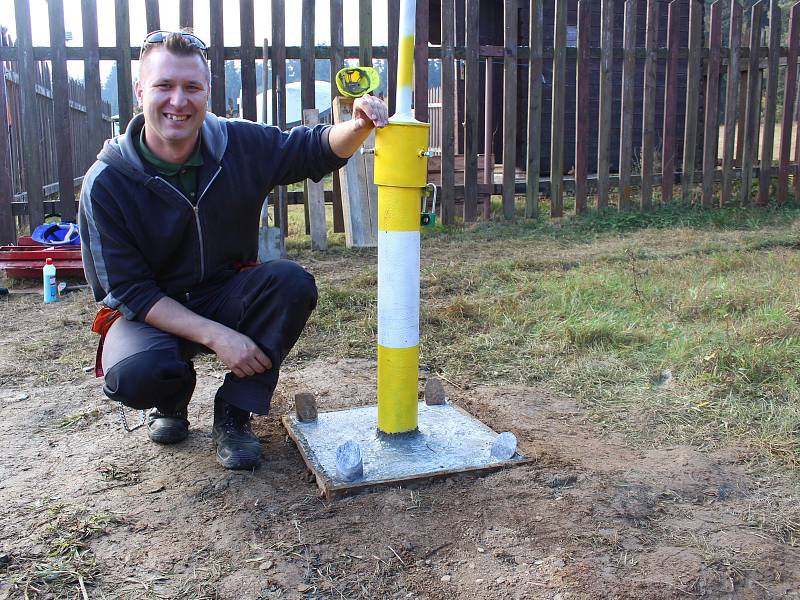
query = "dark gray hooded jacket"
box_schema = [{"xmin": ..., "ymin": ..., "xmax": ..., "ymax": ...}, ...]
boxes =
[{"xmin": 79, "ymin": 112, "xmax": 347, "ymax": 321}]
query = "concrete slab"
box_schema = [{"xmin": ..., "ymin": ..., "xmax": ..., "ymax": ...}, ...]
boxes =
[{"xmin": 282, "ymin": 401, "xmax": 532, "ymax": 499}]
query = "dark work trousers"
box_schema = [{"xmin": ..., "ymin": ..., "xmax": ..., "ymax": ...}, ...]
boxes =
[{"xmin": 101, "ymin": 260, "xmax": 318, "ymax": 415}]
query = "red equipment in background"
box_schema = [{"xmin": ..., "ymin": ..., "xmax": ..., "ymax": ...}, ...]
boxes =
[{"xmin": 0, "ymin": 236, "xmax": 84, "ymax": 280}]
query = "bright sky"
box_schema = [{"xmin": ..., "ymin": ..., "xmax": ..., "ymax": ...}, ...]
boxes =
[{"xmin": 1, "ymin": 0, "xmax": 389, "ymax": 79}]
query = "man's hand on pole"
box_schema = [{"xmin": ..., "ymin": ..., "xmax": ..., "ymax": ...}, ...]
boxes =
[
  {"xmin": 352, "ymin": 95, "xmax": 389, "ymax": 131},
  {"xmin": 329, "ymin": 94, "xmax": 389, "ymax": 158}
]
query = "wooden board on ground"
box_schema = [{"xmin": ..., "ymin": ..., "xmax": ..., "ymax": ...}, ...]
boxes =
[
  {"xmin": 332, "ymin": 97, "xmax": 377, "ymax": 248},
  {"xmin": 303, "ymin": 109, "xmax": 328, "ymax": 252}
]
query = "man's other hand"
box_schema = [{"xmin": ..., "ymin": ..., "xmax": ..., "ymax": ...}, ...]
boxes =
[
  {"xmin": 209, "ymin": 327, "xmax": 273, "ymax": 378},
  {"xmin": 352, "ymin": 95, "xmax": 389, "ymax": 131}
]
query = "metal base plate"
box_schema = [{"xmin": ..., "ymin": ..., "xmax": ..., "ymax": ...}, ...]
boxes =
[{"xmin": 282, "ymin": 402, "xmax": 531, "ymax": 499}]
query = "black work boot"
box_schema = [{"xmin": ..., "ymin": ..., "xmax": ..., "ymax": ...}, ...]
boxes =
[
  {"xmin": 212, "ymin": 397, "xmax": 262, "ymax": 470},
  {"xmin": 146, "ymin": 401, "xmax": 190, "ymax": 445}
]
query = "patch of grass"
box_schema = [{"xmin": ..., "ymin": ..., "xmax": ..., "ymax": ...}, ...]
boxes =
[
  {"xmin": 4, "ymin": 504, "xmax": 122, "ymax": 599},
  {"xmin": 289, "ymin": 203, "xmax": 800, "ymax": 465}
]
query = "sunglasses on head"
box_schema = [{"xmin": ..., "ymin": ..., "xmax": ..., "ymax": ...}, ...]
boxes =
[{"xmin": 140, "ymin": 30, "xmax": 208, "ymax": 57}]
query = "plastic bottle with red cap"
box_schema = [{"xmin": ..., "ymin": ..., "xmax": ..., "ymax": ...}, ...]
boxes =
[{"xmin": 43, "ymin": 258, "xmax": 57, "ymax": 304}]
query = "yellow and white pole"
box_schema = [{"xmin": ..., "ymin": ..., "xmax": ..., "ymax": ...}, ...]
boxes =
[{"xmin": 374, "ymin": 0, "xmax": 430, "ymax": 434}]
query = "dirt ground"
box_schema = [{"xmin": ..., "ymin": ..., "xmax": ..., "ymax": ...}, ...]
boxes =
[{"xmin": 1, "ymin": 291, "xmax": 800, "ymax": 599}]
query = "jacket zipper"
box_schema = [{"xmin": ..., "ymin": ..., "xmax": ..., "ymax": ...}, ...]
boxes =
[{"xmin": 156, "ymin": 165, "xmax": 222, "ymax": 283}]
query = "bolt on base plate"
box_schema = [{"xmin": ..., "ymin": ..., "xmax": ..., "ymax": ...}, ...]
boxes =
[{"xmin": 282, "ymin": 401, "xmax": 533, "ymax": 499}]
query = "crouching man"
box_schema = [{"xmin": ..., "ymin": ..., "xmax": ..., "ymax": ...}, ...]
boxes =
[{"xmin": 79, "ymin": 30, "xmax": 387, "ymax": 469}]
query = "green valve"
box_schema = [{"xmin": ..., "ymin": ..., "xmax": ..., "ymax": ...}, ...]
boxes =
[
  {"xmin": 335, "ymin": 66, "xmax": 380, "ymax": 98},
  {"xmin": 421, "ymin": 184, "xmax": 437, "ymax": 228}
]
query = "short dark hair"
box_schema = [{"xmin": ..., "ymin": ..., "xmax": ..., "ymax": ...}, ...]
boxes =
[{"xmin": 139, "ymin": 29, "xmax": 211, "ymax": 82}]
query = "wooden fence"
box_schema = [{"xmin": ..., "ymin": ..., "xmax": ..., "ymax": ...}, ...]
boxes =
[{"xmin": 0, "ymin": 0, "xmax": 799, "ymax": 247}]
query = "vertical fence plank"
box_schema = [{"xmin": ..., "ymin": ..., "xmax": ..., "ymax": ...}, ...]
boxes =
[
  {"xmin": 304, "ymin": 108, "xmax": 328, "ymax": 251},
  {"xmin": 330, "ymin": 0, "xmax": 345, "ymax": 232},
  {"xmin": 387, "ymin": 0, "xmax": 399, "ymax": 116},
  {"xmin": 301, "ymin": 0, "xmax": 315, "ymax": 111},
  {"xmin": 464, "ymin": 0, "xmax": 479, "ymax": 221},
  {"xmin": 757, "ymin": 0, "xmax": 781, "ymax": 205},
  {"xmin": 239, "ymin": 0, "xmax": 256, "ymax": 121},
  {"xmin": 82, "ymin": 0, "xmax": 104, "ymax": 156},
  {"xmin": 179, "ymin": 0, "xmax": 193, "ymax": 29},
  {"xmin": 574, "ymin": 0, "xmax": 589, "ymax": 214},
  {"xmin": 740, "ymin": 1, "xmax": 764, "ymax": 205},
  {"xmin": 15, "ymin": 0, "xmax": 45, "ymax": 228},
  {"xmin": 640, "ymin": 0, "xmax": 658, "ymax": 210},
  {"xmin": 503, "ymin": 0, "xmax": 519, "ymax": 219},
  {"xmin": 359, "ymin": 0, "xmax": 372, "ymax": 68},
  {"xmin": 618, "ymin": 0, "xmax": 636, "ymax": 211},
  {"xmin": 735, "ymin": 21, "xmax": 748, "ymax": 167},
  {"xmin": 115, "ymin": 0, "xmax": 133, "ymax": 133},
  {"xmin": 484, "ymin": 56, "xmax": 494, "ymax": 219},
  {"xmin": 597, "ymin": 0, "xmax": 613, "ymax": 210},
  {"xmin": 702, "ymin": 1, "xmax": 723, "ymax": 207},
  {"xmin": 48, "ymin": 0, "xmax": 76, "ymax": 220},
  {"xmin": 722, "ymin": 0, "xmax": 742, "ymax": 205},
  {"xmin": 682, "ymin": 0, "xmax": 703, "ymax": 203},
  {"xmin": 209, "ymin": 0, "xmax": 226, "ymax": 117},
  {"xmin": 777, "ymin": 3, "xmax": 799, "ymax": 203},
  {"xmin": 271, "ymin": 0, "xmax": 288, "ymax": 235},
  {"xmin": 441, "ymin": 0, "xmax": 456, "ymax": 225},
  {"xmin": 525, "ymin": 0, "xmax": 543, "ymax": 218},
  {"xmin": 145, "ymin": 0, "xmax": 160, "ymax": 32},
  {"xmin": 550, "ymin": 0, "xmax": 566, "ymax": 217},
  {"xmin": 661, "ymin": 0, "xmax": 679, "ymax": 205},
  {"xmin": 301, "ymin": 0, "xmax": 315, "ymax": 234},
  {"xmin": 0, "ymin": 55, "xmax": 14, "ymax": 243},
  {"xmin": 414, "ymin": 0, "xmax": 429, "ymax": 123}
]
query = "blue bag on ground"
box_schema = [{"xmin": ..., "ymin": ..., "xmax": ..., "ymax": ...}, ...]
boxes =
[{"xmin": 31, "ymin": 221, "xmax": 80, "ymax": 246}]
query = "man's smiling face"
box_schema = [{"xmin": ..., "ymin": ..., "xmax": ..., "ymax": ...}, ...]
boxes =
[{"xmin": 135, "ymin": 47, "xmax": 210, "ymax": 159}]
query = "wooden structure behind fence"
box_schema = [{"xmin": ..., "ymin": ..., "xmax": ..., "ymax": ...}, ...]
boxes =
[{"xmin": 0, "ymin": 0, "xmax": 799, "ymax": 246}]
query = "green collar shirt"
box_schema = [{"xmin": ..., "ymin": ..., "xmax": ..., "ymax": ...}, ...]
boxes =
[{"xmin": 136, "ymin": 127, "xmax": 204, "ymax": 203}]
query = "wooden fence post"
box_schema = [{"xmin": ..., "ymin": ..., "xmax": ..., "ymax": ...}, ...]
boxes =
[
  {"xmin": 503, "ymin": 0, "xmax": 519, "ymax": 220},
  {"xmin": 209, "ymin": 0, "xmax": 226, "ymax": 117},
  {"xmin": 330, "ymin": 0, "xmax": 345, "ymax": 233},
  {"xmin": 597, "ymin": 0, "xmax": 613, "ymax": 210},
  {"xmin": 618, "ymin": 0, "xmax": 636, "ymax": 211},
  {"xmin": 359, "ymin": 0, "xmax": 373, "ymax": 68},
  {"xmin": 82, "ymin": 0, "xmax": 104, "ymax": 158},
  {"xmin": 179, "ymin": 0, "xmax": 193, "ymax": 29},
  {"xmin": 640, "ymin": 0, "xmax": 658, "ymax": 211},
  {"xmin": 301, "ymin": 0, "xmax": 315, "ymax": 235},
  {"xmin": 526, "ymin": 0, "xmax": 543, "ymax": 219},
  {"xmin": 440, "ymin": 0, "xmax": 456, "ymax": 225},
  {"xmin": 721, "ymin": 0, "xmax": 743, "ymax": 206},
  {"xmin": 115, "ymin": 0, "xmax": 133, "ymax": 134},
  {"xmin": 550, "ymin": 0, "xmax": 566, "ymax": 218},
  {"xmin": 145, "ymin": 0, "xmax": 160, "ymax": 32},
  {"xmin": 14, "ymin": 0, "xmax": 45, "ymax": 229},
  {"xmin": 757, "ymin": 0, "xmax": 781, "ymax": 206},
  {"xmin": 0, "ymin": 55, "xmax": 14, "ymax": 244},
  {"xmin": 464, "ymin": 0, "xmax": 480, "ymax": 222},
  {"xmin": 414, "ymin": 0, "xmax": 429, "ymax": 124},
  {"xmin": 682, "ymin": 0, "xmax": 703, "ymax": 204},
  {"xmin": 575, "ymin": 0, "xmax": 589, "ymax": 214},
  {"xmin": 740, "ymin": 1, "xmax": 764, "ymax": 206},
  {"xmin": 777, "ymin": 2, "xmax": 799, "ymax": 203},
  {"xmin": 388, "ymin": 0, "xmax": 399, "ymax": 116},
  {"xmin": 239, "ymin": 0, "xmax": 257, "ymax": 121},
  {"xmin": 271, "ymin": 0, "xmax": 288, "ymax": 236},
  {"xmin": 304, "ymin": 109, "xmax": 328, "ymax": 251},
  {"xmin": 702, "ymin": 0, "xmax": 722, "ymax": 208},
  {"xmin": 48, "ymin": 0, "xmax": 76, "ymax": 221},
  {"xmin": 661, "ymin": 0, "xmax": 679, "ymax": 205}
]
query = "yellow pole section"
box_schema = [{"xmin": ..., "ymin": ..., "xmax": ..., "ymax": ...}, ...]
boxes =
[{"xmin": 375, "ymin": 0, "xmax": 431, "ymax": 434}]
